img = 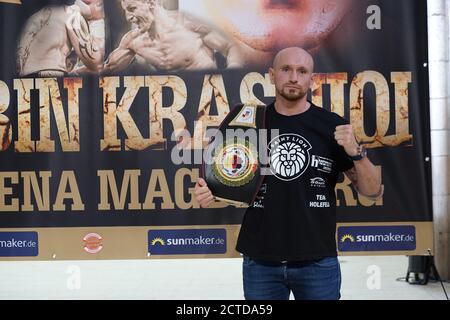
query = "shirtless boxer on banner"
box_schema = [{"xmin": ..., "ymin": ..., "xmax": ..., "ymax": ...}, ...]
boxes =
[
  {"xmin": 103, "ymin": 0, "xmax": 243, "ymax": 73},
  {"xmin": 17, "ymin": 0, "xmax": 105, "ymax": 77}
]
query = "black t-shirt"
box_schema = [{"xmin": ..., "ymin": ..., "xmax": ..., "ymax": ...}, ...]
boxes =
[{"xmin": 236, "ymin": 101, "xmax": 354, "ymax": 261}]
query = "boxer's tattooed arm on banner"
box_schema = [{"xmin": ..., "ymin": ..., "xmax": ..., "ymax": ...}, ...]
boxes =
[
  {"xmin": 16, "ymin": 8, "xmax": 52, "ymax": 75},
  {"xmin": 66, "ymin": 8, "xmax": 103, "ymax": 73}
]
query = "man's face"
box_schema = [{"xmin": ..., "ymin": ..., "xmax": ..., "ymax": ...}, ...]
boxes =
[
  {"xmin": 121, "ymin": 0, "xmax": 154, "ymax": 30},
  {"xmin": 269, "ymin": 49, "xmax": 313, "ymax": 101},
  {"xmin": 200, "ymin": 0, "xmax": 353, "ymax": 52}
]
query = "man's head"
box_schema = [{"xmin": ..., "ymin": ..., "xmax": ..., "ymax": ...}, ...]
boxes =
[
  {"xmin": 121, "ymin": 0, "xmax": 158, "ymax": 30},
  {"xmin": 269, "ymin": 47, "xmax": 314, "ymax": 102}
]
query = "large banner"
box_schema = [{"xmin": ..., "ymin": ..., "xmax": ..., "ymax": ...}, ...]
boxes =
[{"xmin": 0, "ymin": 0, "xmax": 432, "ymax": 260}]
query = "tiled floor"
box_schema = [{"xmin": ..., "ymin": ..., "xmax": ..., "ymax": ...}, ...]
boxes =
[{"xmin": 0, "ymin": 256, "xmax": 448, "ymax": 300}]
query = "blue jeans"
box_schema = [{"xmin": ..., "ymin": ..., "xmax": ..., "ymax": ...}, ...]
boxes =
[{"xmin": 242, "ymin": 255, "xmax": 341, "ymax": 300}]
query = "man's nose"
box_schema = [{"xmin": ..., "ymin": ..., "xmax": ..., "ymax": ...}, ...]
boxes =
[{"xmin": 288, "ymin": 71, "xmax": 298, "ymax": 83}]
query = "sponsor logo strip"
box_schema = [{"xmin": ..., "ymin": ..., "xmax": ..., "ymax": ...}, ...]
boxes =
[
  {"xmin": 338, "ymin": 225, "xmax": 416, "ymax": 251},
  {"xmin": 148, "ymin": 229, "xmax": 226, "ymax": 255},
  {"xmin": 0, "ymin": 232, "xmax": 38, "ymax": 257}
]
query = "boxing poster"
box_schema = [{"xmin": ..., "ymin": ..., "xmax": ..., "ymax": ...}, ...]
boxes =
[{"xmin": 0, "ymin": 0, "xmax": 432, "ymax": 260}]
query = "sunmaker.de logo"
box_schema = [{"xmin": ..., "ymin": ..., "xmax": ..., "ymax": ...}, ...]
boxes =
[
  {"xmin": 338, "ymin": 226, "xmax": 416, "ymax": 251},
  {"xmin": 148, "ymin": 229, "xmax": 226, "ymax": 255}
]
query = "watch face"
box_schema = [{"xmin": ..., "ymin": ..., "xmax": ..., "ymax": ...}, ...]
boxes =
[
  {"xmin": 350, "ymin": 145, "xmax": 367, "ymax": 160},
  {"xmin": 361, "ymin": 146, "xmax": 367, "ymax": 157}
]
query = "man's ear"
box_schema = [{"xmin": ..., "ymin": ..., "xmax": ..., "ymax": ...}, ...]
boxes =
[{"xmin": 269, "ymin": 67, "xmax": 275, "ymax": 84}]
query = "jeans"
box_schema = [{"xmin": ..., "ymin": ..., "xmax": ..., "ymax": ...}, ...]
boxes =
[{"xmin": 242, "ymin": 255, "xmax": 341, "ymax": 300}]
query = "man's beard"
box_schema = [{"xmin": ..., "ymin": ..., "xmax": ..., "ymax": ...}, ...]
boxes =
[{"xmin": 278, "ymin": 86, "xmax": 307, "ymax": 101}]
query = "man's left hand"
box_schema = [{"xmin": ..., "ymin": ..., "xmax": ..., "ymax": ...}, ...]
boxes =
[{"xmin": 334, "ymin": 124, "xmax": 359, "ymax": 157}]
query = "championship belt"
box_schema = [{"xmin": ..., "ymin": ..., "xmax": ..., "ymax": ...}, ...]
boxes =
[{"xmin": 202, "ymin": 104, "xmax": 267, "ymax": 207}]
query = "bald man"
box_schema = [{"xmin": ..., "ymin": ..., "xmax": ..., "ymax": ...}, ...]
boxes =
[
  {"xmin": 103, "ymin": 0, "xmax": 242, "ymax": 73},
  {"xmin": 194, "ymin": 47, "xmax": 383, "ymax": 300},
  {"xmin": 17, "ymin": 0, "xmax": 105, "ymax": 76}
]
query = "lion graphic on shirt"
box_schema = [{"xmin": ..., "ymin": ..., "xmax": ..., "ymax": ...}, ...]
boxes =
[{"xmin": 270, "ymin": 141, "xmax": 307, "ymax": 179}]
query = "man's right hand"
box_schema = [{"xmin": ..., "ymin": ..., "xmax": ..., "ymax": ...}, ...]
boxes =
[{"xmin": 194, "ymin": 178, "xmax": 214, "ymax": 208}]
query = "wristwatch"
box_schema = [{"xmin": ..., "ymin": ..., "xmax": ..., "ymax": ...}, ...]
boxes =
[{"xmin": 349, "ymin": 144, "xmax": 367, "ymax": 161}]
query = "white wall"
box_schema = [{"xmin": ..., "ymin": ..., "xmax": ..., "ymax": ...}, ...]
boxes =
[{"xmin": 428, "ymin": 0, "xmax": 450, "ymax": 280}]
